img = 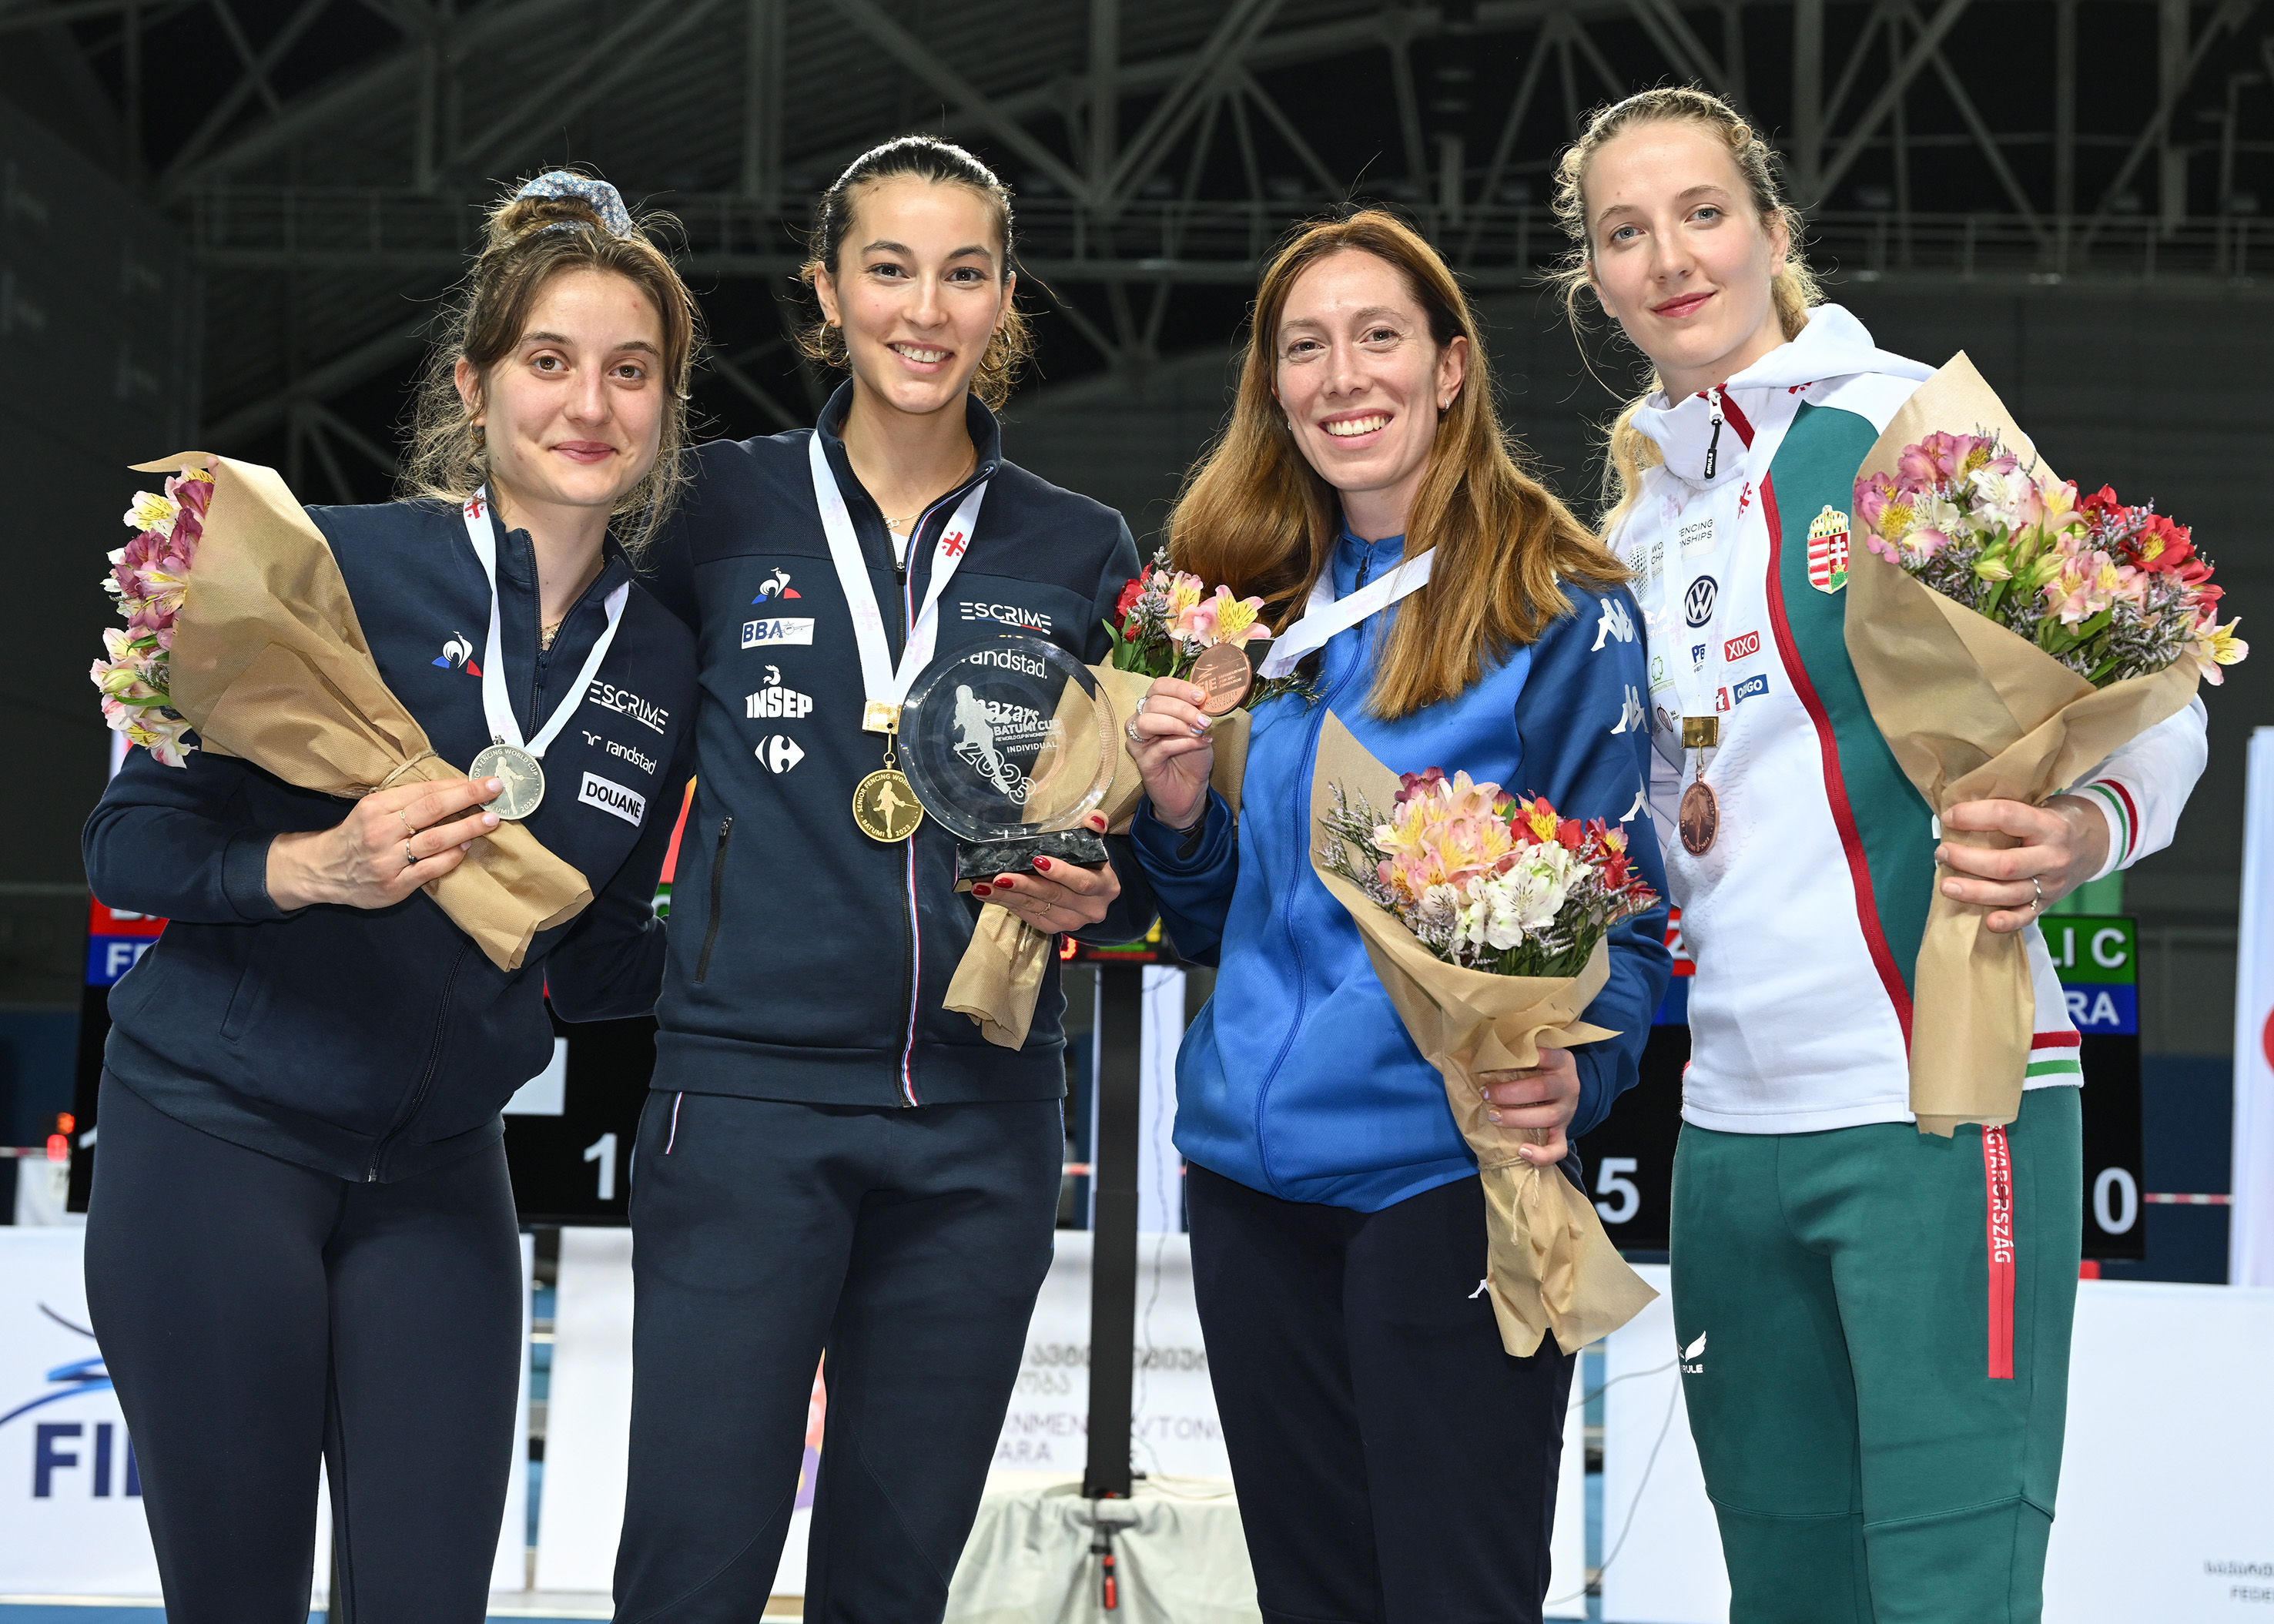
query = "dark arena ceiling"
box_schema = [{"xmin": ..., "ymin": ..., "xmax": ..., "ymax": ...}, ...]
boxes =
[{"xmin": 5, "ymin": 0, "xmax": 2270, "ymax": 498}]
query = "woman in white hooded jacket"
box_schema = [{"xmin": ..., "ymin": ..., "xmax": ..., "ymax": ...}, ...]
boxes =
[{"xmin": 1550, "ymin": 89, "xmax": 2206, "ymax": 1622}]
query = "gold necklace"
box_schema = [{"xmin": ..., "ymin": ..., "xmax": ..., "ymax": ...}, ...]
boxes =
[{"xmin": 879, "ymin": 447, "xmax": 979, "ymax": 532}]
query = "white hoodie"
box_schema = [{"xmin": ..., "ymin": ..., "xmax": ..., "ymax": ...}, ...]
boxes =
[{"xmin": 1609, "ymin": 305, "xmax": 2206, "ymax": 1133}]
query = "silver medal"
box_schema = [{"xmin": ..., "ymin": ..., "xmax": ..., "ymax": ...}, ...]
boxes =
[{"xmin": 471, "ymin": 741, "xmax": 546, "ymax": 819}]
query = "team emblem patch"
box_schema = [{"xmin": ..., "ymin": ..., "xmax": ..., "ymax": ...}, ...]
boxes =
[{"xmin": 1807, "ymin": 505, "xmax": 1851, "ymax": 594}]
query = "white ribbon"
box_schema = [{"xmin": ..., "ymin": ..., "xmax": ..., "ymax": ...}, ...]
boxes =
[
  {"xmin": 808, "ymin": 429, "xmax": 990, "ymax": 718},
  {"xmin": 1255, "ymin": 547, "xmax": 1435, "ymax": 680},
  {"xmin": 461, "ymin": 490, "xmax": 629, "ymax": 756}
]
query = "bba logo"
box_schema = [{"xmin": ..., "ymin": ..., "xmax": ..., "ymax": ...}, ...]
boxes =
[{"xmin": 744, "ymin": 618, "xmax": 815, "ymax": 648}]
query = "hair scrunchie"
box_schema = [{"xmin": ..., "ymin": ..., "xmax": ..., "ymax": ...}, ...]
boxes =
[{"xmin": 515, "ymin": 171, "xmax": 632, "ymax": 237}]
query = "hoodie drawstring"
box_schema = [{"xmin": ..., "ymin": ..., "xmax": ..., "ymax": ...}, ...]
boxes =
[{"xmin": 1703, "ymin": 388, "xmax": 1725, "ymax": 481}]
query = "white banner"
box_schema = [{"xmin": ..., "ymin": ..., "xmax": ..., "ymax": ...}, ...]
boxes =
[
  {"xmin": 0, "ymin": 1226, "xmax": 530, "ymax": 1601},
  {"xmin": 2232, "ymin": 727, "xmax": 2274, "ymax": 1287}
]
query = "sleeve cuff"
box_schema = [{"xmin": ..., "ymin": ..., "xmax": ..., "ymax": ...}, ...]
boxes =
[
  {"xmin": 1130, "ymin": 791, "xmax": 1232, "ymax": 872},
  {"xmin": 220, "ymin": 830, "xmax": 291, "ymax": 921},
  {"xmin": 2073, "ymin": 781, "xmax": 2135, "ymax": 881}
]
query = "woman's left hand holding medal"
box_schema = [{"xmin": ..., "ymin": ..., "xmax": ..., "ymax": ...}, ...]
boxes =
[
  {"xmin": 971, "ymin": 810, "xmax": 1120, "ymax": 932},
  {"xmin": 266, "ymin": 778, "xmax": 504, "ymax": 912}
]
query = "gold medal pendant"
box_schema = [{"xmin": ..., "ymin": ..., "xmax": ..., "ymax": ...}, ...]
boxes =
[{"xmin": 854, "ymin": 766, "xmax": 924, "ymax": 842}]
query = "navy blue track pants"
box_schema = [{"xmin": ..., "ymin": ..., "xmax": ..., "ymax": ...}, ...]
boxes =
[
  {"xmin": 1186, "ymin": 1162, "xmax": 1579, "ymax": 1624},
  {"xmin": 81, "ymin": 1074, "xmax": 524, "ymax": 1624},
  {"xmin": 613, "ymin": 1089, "xmax": 1063, "ymax": 1624}
]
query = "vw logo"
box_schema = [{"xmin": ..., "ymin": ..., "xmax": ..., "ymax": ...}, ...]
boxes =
[{"xmin": 1683, "ymin": 575, "xmax": 1719, "ymax": 627}]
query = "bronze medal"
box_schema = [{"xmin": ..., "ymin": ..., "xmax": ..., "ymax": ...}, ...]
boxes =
[
  {"xmin": 1191, "ymin": 641, "xmax": 1254, "ymax": 717},
  {"xmin": 1679, "ymin": 778, "xmax": 1720, "ymax": 856},
  {"xmin": 853, "ymin": 768, "xmax": 925, "ymax": 842}
]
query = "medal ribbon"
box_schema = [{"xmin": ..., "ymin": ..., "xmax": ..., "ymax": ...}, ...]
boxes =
[
  {"xmin": 808, "ymin": 430, "xmax": 990, "ymax": 718},
  {"xmin": 1639, "ymin": 426, "xmax": 1737, "ymax": 772},
  {"xmin": 462, "ymin": 491, "xmax": 631, "ymax": 756},
  {"xmin": 1255, "ymin": 547, "xmax": 1435, "ymax": 679}
]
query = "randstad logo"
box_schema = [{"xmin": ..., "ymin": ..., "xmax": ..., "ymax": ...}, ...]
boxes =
[
  {"xmin": 433, "ymin": 632, "xmax": 479, "ymax": 673},
  {"xmin": 751, "ymin": 568, "xmax": 802, "ymax": 603},
  {"xmin": 1680, "ymin": 1331, "xmax": 1706, "ymax": 1375}
]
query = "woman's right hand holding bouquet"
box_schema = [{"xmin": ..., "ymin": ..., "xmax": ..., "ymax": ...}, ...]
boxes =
[{"xmin": 266, "ymin": 776, "xmax": 504, "ymax": 911}]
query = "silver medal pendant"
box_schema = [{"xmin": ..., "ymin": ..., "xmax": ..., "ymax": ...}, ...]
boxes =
[{"xmin": 471, "ymin": 741, "xmax": 546, "ymax": 819}]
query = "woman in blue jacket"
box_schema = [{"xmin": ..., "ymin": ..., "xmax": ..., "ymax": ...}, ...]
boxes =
[
  {"xmin": 1126, "ymin": 210, "xmax": 1672, "ymax": 1624},
  {"xmin": 79, "ymin": 173, "xmax": 699, "ymax": 1624}
]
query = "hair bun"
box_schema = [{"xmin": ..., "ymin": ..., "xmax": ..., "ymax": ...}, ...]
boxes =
[{"xmin": 488, "ymin": 171, "xmax": 634, "ymax": 249}]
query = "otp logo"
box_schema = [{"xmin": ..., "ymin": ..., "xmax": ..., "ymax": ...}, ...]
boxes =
[{"xmin": 1724, "ymin": 630, "xmax": 1760, "ymax": 661}]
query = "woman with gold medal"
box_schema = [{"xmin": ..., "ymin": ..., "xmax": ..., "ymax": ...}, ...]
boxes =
[
  {"xmin": 615, "ymin": 136, "xmax": 1154, "ymax": 1622},
  {"xmin": 1552, "ymin": 88, "xmax": 2208, "ymax": 1621}
]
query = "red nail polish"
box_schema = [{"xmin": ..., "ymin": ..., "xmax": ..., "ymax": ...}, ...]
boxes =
[
  {"xmin": 995, "ymin": 876, "xmax": 1015, "ymax": 889},
  {"xmin": 1033, "ymin": 856, "xmax": 1053, "ymax": 872},
  {"xmin": 973, "ymin": 884, "xmax": 993, "ymax": 897}
]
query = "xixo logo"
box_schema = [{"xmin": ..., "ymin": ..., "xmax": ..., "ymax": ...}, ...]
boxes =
[{"xmin": 1723, "ymin": 629, "xmax": 1760, "ymax": 662}]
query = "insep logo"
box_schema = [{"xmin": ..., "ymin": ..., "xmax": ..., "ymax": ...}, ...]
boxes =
[
  {"xmin": 1724, "ymin": 630, "xmax": 1760, "ymax": 661},
  {"xmin": 1733, "ymin": 673, "xmax": 1770, "ymax": 705}
]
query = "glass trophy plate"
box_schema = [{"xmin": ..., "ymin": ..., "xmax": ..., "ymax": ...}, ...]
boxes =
[{"xmin": 899, "ymin": 634, "xmax": 1117, "ymax": 882}]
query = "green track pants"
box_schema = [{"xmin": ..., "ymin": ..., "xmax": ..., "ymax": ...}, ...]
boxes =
[{"xmin": 1669, "ymin": 1085, "xmax": 2081, "ymax": 1624}]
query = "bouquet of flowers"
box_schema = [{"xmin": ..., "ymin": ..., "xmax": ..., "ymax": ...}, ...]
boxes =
[
  {"xmin": 1318, "ymin": 769, "xmax": 1658, "ymax": 978},
  {"xmin": 1855, "ymin": 431, "xmax": 2242, "ymax": 688},
  {"xmin": 1842, "ymin": 354, "xmax": 2233, "ymax": 1134},
  {"xmin": 1306, "ymin": 713, "xmax": 1660, "ymax": 1358},
  {"xmin": 1101, "ymin": 549, "xmax": 1316, "ymax": 705},
  {"xmin": 91, "ymin": 469, "xmax": 213, "ymax": 766},
  {"xmin": 86, "ymin": 454, "xmax": 594, "ymax": 972}
]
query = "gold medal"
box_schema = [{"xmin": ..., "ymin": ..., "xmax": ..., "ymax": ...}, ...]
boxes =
[{"xmin": 854, "ymin": 768, "xmax": 925, "ymax": 842}]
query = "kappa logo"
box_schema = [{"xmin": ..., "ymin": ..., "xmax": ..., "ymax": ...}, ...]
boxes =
[
  {"xmin": 1609, "ymin": 684, "xmax": 1644, "ymax": 735},
  {"xmin": 758, "ymin": 735, "xmax": 805, "ymax": 775},
  {"xmin": 1590, "ymin": 597, "xmax": 1636, "ymax": 651},
  {"xmin": 1622, "ymin": 786, "xmax": 1648, "ymax": 822},
  {"xmin": 1683, "ymin": 575, "xmax": 1719, "ymax": 627},
  {"xmin": 960, "ymin": 601, "xmax": 1053, "ymax": 633},
  {"xmin": 1724, "ymin": 629, "xmax": 1761, "ymax": 662},
  {"xmin": 433, "ymin": 633, "xmax": 479, "ymax": 673},
  {"xmin": 744, "ymin": 618, "xmax": 815, "ymax": 648},
  {"xmin": 578, "ymin": 772, "xmax": 647, "ymax": 827},
  {"xmin": 587, "ymin": 681, "xmax": 670, "ymax": 735},
  {"xmin": 751, "ymin": 569, "xmax": 802, "ymax": 603},
  {"xmin": 1680, "ymin": 1331, "xmax": 1706, "ymax": 1375},
  {"xmin": 1733, "ymin": 673, "xmax": 1770, "ymax": 706}
]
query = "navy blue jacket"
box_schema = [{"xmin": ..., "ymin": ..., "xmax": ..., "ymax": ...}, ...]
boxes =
[
  {"xmin": 1130, "ymin": 530, "xmax": 1672, "ymax": 1210},
  {"xmin": 640, "ymin": 386, "xmax": 1154, "ymax": 1107},
  {"xmin": 83, "ymin": 499, "xmax": 698, "ymax": 1184}
]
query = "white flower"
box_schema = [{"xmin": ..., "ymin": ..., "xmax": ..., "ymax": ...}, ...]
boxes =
[{"xmin": 123, "ymin": 491, "xmax": 177, "ymax": 536}]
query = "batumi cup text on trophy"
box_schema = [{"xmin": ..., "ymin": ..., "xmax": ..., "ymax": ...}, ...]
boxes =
[{"xmin": 899, "ymin": 635, "xmax": 1117, "ymax": 853}]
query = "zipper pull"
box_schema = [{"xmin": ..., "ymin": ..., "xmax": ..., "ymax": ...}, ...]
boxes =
[
  {"xmin": 1703, "ymin": 390, "xmax": 1724, "ymax": 481},
  {"xmin": 1355, "ymin": 545, "xmax": 1373, "ymax": 590}
]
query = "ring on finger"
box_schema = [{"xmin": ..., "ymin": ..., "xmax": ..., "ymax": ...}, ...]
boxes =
[
  {"xmin": 396, "ymin": 809, "xmax": 417, "ymax": 839},
  {"xmin": 404, "ymin": 842, "xmax": 417, "ymax": 869},
  {"xmin": 2029, "ymin": 876, "xmax": 2043, "ymax": 913},
  {"xmin": 1126, "ymin": 719, "xmax": 1142, "ymax": 742}
]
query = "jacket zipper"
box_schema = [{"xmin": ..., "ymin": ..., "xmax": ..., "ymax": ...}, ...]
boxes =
[
  {"xmin": 367, "ymin": 943, "xmax": 470, "ymax": 1182},
  {"xmin": 694, "ymin": 816, "xmax": 733, "ymax": 983},
  {"xmin": 1248, "ymin": 584, "xmax": 1375, "ymax": 1189},
  {"xmin": 1703, "ymin": 388, "xmax": 1725, "ymax": 480}
]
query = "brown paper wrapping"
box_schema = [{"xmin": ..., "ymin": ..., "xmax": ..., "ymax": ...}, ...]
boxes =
[
  {"xmin": 1307, "ymin": 712, "xmax": 1658, "ymax": 1356},
  {"xmin": 142, "ymin": 453, "xmax": 593, "ymax": 972},
  {"xmin": 1840, "ymin": 358, "xmax": 2203, "ymax": 1134},
  {"xmin": 944, "ymin": 661, "xmax": 1254, "ymax": 1049}
]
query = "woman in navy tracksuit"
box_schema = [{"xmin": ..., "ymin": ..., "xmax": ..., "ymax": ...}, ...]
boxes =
[
  {"xmin": 79, "ymin": 174, "xmax": 698, "ymax": 1624},
  {"xmin": 1126, "ymin": 213, "xmax": 1670, "ymax": 1624},
  {"xmin": 610, "ymin": 138, "xmax": 1154, "ymax": 1624}
]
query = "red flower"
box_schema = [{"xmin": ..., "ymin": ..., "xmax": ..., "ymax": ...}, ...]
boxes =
[
  {"xmin": 2079, "ymin": 484, "xmax": 2125, "ymax": 523},
  {"xmin": 1113, "ymin": 576, "xmax": 1146, "ymax": 621},
  {"xmin": 1556, "ymin": 818, "xmax": 1586, "ymax": 852},
  {"xmin": 2128, "ymin": 512, "xmax": 2195, "ymax": 574}
]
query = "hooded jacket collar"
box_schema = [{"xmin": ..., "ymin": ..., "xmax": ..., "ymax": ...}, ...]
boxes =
[
  {"xmin": 1629, "ymin": 303, "xmax": 1931, "ymax": 491},
  {"xmin": 814, "ymin": 379, "xmax": 1004, "ymax": 528}
]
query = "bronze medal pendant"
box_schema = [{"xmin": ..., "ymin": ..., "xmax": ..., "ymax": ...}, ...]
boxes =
[
  {"xmin": 854, "ymin": 768, "xmax": 925, "ymax": 842},
  {"xmin": 1679, "ymin": 778, "xmax": 1720, "ymax": 856},
  {"xmin": 1190, "ymin": 641, "xmax": 1254, "ymax": 717}
]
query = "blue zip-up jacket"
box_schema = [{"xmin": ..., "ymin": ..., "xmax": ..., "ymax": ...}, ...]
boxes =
[
  {"xmin": 1130, "ymin": 531, "xmax": 1672, "ymax": 1211},
  {"xmin": 82, "ymin": 500, "xmax": 698, "ymax": 1184},
  {"xmin": 639, "ymin": 385, "xmax": 1154, "ymax": 1108}
]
